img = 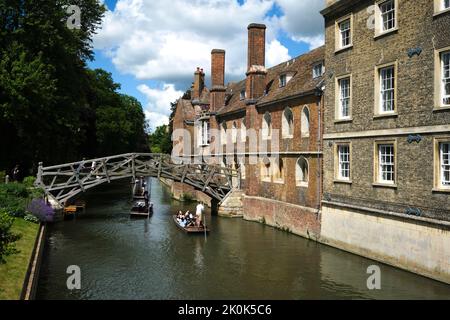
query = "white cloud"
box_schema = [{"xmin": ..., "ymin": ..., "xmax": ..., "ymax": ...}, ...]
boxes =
[
  {"xmin": 138, "ymin": 83, "xmax": 184, "ymax": 130},
  {"xmin": 275, "ymin": 0, "xmax": 326, "ymax": 49},
  {"xmin": 93, "ymin": 0, "xmax": 326, "ymax": 129},
  {"xmin": 267, "ymin": 39, "xmax": 291, "ymax": 67}
]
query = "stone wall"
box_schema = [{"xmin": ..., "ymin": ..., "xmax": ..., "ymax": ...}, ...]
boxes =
[
  {"xmin": 243, "ymin": 195, "xmax": 321, "ymax": 240},
  {"xmin": 321, "ymin": 203, "xmax": 450, "ymax": 284}
]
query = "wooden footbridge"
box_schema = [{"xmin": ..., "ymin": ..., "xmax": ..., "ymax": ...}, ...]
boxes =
[{"xmin": 35, "ymin": 153, "xmax": 239, "ymax": 206}]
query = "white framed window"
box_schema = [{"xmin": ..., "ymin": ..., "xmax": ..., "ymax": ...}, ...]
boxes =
[
  {"xmin": 376, "ymin": 64, "xmax": 396, "ymax": 114},
  {"xmin": 435, "ymin": 138, "xmax": 450, "ymax": 191},
  {"xmin": 261, "ymin": 157, "xmax": 271, "ymax": 182},
  {"xmin": 338, "ymin": 77, "xmax": 351, "ymax": 119},
  {"xmin": 337, "ymin": 144, "xmax": 351, "ymax": 181},
  {"xmin": 339, "ymin": 19, "xmax": 351, "ymax": 48},
  {"xmin": 231, "ymin": 121, "xmax": 237, "ymax": 144},
  {"xmin": 374, "ymin": 0, "xmax": 397, "ymax": 37},
  {"xmin": 279, "ymin": 74, "xmax": 287, "ymax": 87},
  {"xmin": 273, "ymin": 158, "xmax": 285, "ymax": 183},
  {"xmin": 296, "ymin": 157, "xmax": 309, "ymax": 187},
  {"xmin": 441, "ymin": 51, "xmax": 450, "ymax": 106},
  {"xmin": 198, "ymin": 121, "xmax": 210, "ymax": 146},
  {"xmin": 220, "ymin": 122, "xmax": 227, "ymax": 145},
  {"xmin": 434, "ymin": 0, "xmax": 450, "ymax": 14},
  {"xmin": 313, "ymin": 62, "xmax": 325, "ymax": 78},
  {"xmin": 282, "ymin": 107, "xmax": 294, "ymax": 138},
  {"xmin": 301, "ymin": 106, "xmax": 310, "ymax": 138},
  {"xmin": 240, "ymin": 90, "xmax": 245, "ymax": 100},
  {"xmin": 375, "ymin": 143, "xmax": 396, "ymax": 185},
  {"xmin": 240, "ymin": 117, "xmax": 247, "ymax": 143},
  {"xmin": 440, "ymin": 142, "xmax": 450, "ymax": 187},
  {"xmin": 239, "ymin": 157, "xmax": 246, "ymax": 180},
  {"xmin": 446, "ymin": 0, "xmax": 450, "ymax": 9},
  {"xmin": 262, "ymin": 112, "xmax": 272, "ymax": 140}
]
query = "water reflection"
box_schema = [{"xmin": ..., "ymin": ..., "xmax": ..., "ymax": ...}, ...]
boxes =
[{"xmin": 36, "ymin": 178, "xmax": 450, "ymax": 300}]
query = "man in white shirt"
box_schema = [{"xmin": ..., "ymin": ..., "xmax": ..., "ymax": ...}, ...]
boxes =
[{"xmin": 195, "ymin": 203, "xmax": 205, "ymax": 227}]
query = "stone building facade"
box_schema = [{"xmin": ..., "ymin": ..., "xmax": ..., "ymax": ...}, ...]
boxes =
[
  {"xmin": 170, "ymin": 1, "xmax": 450, "ymax": 283},
  {"xmin": 320, "ymin": 0, "xmax": 450, "ymax": 283},
  {"xmin": 172, "ymin": 24, "xmax": 325, "ymax": 239}
]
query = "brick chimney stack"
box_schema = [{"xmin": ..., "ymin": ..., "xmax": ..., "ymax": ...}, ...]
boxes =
[
  {"xmin": 246, "ymin": 23, "xmax": 267, "ymax": 103},
  {"xmin": 210, "ymin": 49, "xmax": 226, "ymax": 112},
  {"xmin": 192, "ymin": 67, "xmax": 205, "ymax": 101}
]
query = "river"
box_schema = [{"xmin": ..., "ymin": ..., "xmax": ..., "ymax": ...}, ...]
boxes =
[{"xmin": 36, "ymin": 178, "xmax": 450, "ymax": 300}]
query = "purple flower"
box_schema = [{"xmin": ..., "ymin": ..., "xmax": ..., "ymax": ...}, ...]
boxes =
[{"xmin": 27, "ymin": 199, "xmax": 54, "ymax": 223}]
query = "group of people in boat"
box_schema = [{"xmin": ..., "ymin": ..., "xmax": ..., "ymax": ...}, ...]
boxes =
[{"xmin": 176, "ymin": 203, "xmax": 205, "ymax": 228}]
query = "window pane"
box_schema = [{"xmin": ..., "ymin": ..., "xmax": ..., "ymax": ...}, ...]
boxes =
[
  {"xmin": 441, "ymin": 143, "xmax": 450, "ymax": 186},
  {"xmin": 339, "ymin": 78, "xmax": 350, "ymax": 118},
  {"xmin": 338, "ymin": 145, "xmax": 350, "ymax": 179},
  {"xmin": 379, "ymin": 144, "xmax": 395, "ymax": 183},
  {"xmin": 380, "ymin": 66, "xmax": 395, "ymax": 112},
  {"xmin": 445, "ymin": 0, "xmax": 450, "ymax": 9},
  {"xmin": 339, "ymin": 19, "xmax": 351, "ymax": 47},
  {"xmin": 442, "ymin": 52, "xmax": 450, "ymax": 105},
  {"xmin": 380, "ymin": 0, "xmax": 395, "ymax": 31}
]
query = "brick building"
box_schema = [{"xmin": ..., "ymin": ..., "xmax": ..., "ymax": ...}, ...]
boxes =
[
  {"xmin": 172, "ymin": 23, "xmax": 326, "ymax": 238},
  {"xmin": 170, "ymin": 1, "xmax": 450, "ymax": 283},
  {"xmin": 320, "ymin": 0, "xmax": 450, "ymax": 283}
]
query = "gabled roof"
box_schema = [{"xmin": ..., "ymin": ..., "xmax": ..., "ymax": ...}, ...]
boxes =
[{"xmin": 217, "ymin": 45, "xmax": 325, "ymax": 116}]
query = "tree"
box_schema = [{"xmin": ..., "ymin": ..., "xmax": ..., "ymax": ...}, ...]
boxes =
[
  {"xmin": 149, "ymin": 125, "xmax": 172, "ymax": 154},
  {"xmin": 0, "ymin": 211, "xmax": 21, "ymax": 264}
]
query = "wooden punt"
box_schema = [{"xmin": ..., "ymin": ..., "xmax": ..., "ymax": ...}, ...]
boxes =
[
  {"xmin": 173, "ymin": 215, "xmax": 209, "ymax": 234},
  {"xmin": 130, "ymin": 200, "xmax": 153, "ymax": 218}
]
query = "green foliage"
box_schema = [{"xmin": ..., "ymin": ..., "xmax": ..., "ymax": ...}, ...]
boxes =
[
  {"xmin": 0, "ymin": 183, "xmax": 30, "ymax": 217},
  {"xmin": 0, "ymin": 211, "xmax": 21, "ymax": 264},
  {"xmin": 0, "ymin": 1, "xmax": 148, "ymax": 174},
  {"xmin": 24, "ymin": 214, "xmax": 39, "ymax": 224},
  {"xmin": 0, "ymin": 171, "xmax": 5, "ymax": 184},
  {"xmin": 149, "ymin": 125, "xmax": 172, "ymax": 155},
  {"xmin": 22, "ymin": 176, "xmax": 36, "ymax": 188}
]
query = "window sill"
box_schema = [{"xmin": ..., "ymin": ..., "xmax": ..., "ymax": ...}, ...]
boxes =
[
  {"xmin": 433, "ymin": 8, "xmax": 450, "ymax": 17},
  {"xmin": 373, "ymin": 182, "xmax": 397, "ymax": 189},
  {"xmin": 334, "ymin": 118, "xmax": 353, "ymax": 124},
  {"xmin": 373, "ymin": 112, "xmax": 398, "ymax": 119},
  {"xmin": 273, "ymin": 180, "xmax": 285, "ymax": 184},
  {"xmin": 261, "ymin": 179, "xmax": 271, "ymax": 183},
  {"xmin": 302, "ymin": 134, "xmax": 310, "ymax": 139},
  {"xmin": 374, "ymin": 27, "xmax": 398, "ymax": 40},
  {"xmin": 433, "ymin": 105, "xmax": 450, "ymax": 112},
  {"xmin": 334, "ymin": 45, "xmax": 353, "ymax": 54},
  {"xmin": 432, "ymin": 187, "xmax": 450, "ymax": 193},
  {"xmin": 282, "ymin": 135, "xmax": 294, "ymax": 139},
  {"xmin": 334, "ymin": 179, "xmax": 352, "ymax": 184},
  {"xmin": 296, "ymin": 183, "xmax": 309, "ymax": 188}
]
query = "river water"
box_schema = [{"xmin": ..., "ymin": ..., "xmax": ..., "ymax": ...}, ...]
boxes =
[{"xmin": 36, "ymin": 178, "xmax": 450, "ymax": 300}]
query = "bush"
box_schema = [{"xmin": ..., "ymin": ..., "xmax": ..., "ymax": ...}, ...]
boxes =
[
  {"xmin": 0, "ymin": 211, "xmax": 21, "ymax": 264},
  {"xmin": 0, "ymin": 171, "xmax": 5, "ymax": 184},
  {"xmin": 24, "ymin": 214, "xmax": 40, "ymax": 224},
  {"xmin": 26, "ymin": 199, "xmax": 54, "ymax": 223},
  {"xmin": 0, "ymin": 183, "xmax": 29, "ymax": 217},
  {"xmin": 23, "ymin": 176, "xmax": 36, "ymax": 188}
]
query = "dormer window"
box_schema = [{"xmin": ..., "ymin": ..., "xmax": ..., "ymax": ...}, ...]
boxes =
[
  {"xmin": 279, "ymin": 74, "xmax": 287, "ymax": 88},
  {"xmin": 313, "ymin": 62, "xmax": 324, "ymax": 78},
  {"xmin": 240, "ymin": 90, "xmax": 246, "ymax": 100}
]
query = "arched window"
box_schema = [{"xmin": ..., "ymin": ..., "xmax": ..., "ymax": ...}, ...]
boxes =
[
  {"xmin": 261, "ymin": 157, "xmax": 271, "ymax": 181},
  {"xmin": 301, "ymin": 106, "xmax": 310, "ymax": 138},
  {"xmin": 239, "ymin": 157, "xmax": 246, "ymax": 180},
  {"xmin": 282, "ymin": 107, "xmax": 294, "ymax": 138},
  {"xmin": 262, "ymin": 112, "xmax": 272, "ymax": 139},
  {"xmin": 232, "ymin": 121, "xmax": 237, "ymax": 143},
  {"xmin": 273, "ymin": 157, "xmax": 285, "ymax": 182},
  {"xmin": 221, "ymin": 122, "xmax": 227, "ymax": 144},
  {"xmin": 296, "ymin": 157, "xmax": 309, "ymax": 187},
  {"xmin": 240, "ymin": 117, "xmax": 247, "ymax": 143}
]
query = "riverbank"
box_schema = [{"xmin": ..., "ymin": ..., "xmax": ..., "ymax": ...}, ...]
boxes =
[{"xmin": 0, "ymin": 218, "xmax": 39, "ymax": 300}]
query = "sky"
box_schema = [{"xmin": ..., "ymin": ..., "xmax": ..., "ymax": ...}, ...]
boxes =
[{"xmin": 89, "ymin": 0, "xmax": 326, "ymax": 131}]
